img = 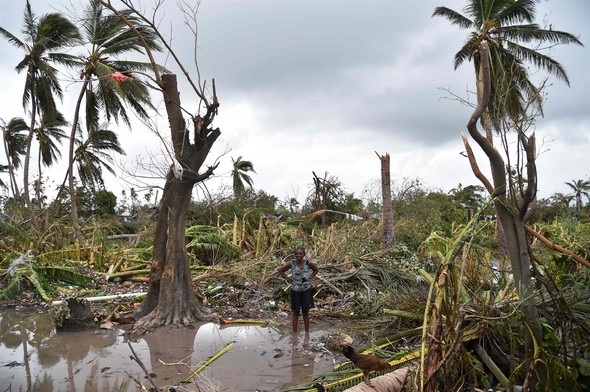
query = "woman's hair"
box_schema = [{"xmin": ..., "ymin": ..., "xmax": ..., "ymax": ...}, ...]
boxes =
[{"xmin": 295, "ymin": 246, "xmax": 305, "ymax": 254}]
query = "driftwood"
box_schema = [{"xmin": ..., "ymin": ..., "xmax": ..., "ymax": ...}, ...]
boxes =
[
  {"xmin": 317, "ymin": 275, "xmax": 345, "ymax": 296},
  {"xmin": 343, "ymin": 367, "xmax": 411, "ymax": 392}
]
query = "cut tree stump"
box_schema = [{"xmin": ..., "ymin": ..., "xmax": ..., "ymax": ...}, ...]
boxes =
[{"xmin": 53, "ymin": 298, "xmax": 98, "ymax": 331}]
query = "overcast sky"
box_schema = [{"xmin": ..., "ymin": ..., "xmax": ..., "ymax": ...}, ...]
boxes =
[{"xmin": 1, "ymin": 0, "xmax": 588, "ymax": 206}]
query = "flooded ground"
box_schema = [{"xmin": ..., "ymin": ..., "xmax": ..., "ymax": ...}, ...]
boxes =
[{"xmin": 0, "ymin": 308, "xmax": 342, "ymax": 391}]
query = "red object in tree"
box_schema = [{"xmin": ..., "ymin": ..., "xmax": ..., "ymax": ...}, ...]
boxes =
[{"xmin": 110, "ymin": 71, "xmax": 134, "ymax": 82}]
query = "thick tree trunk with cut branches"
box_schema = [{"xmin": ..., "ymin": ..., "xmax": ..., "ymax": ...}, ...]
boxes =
[
  {"xmin": 132, "ymin": 74, "xmax": 220, "ymax": 334},
  {"xmin": 99, "ymin": 1, "xmax": 222, "ymax": 335}
]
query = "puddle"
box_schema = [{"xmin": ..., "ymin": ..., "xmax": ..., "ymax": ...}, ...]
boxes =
[{"xmin": 0, "ymin": 308, "xmax": 339, "ymax": 391}]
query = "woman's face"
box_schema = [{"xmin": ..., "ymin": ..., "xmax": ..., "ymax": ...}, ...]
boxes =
[{"xmin": 295, "ymin": 249, "xmax": 305, "ymax": 261}]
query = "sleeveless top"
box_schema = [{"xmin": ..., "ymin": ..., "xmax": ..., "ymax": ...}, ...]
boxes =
[{"xmin": 291, "ymin": 259, "xmax": 312, "ymax": 292}]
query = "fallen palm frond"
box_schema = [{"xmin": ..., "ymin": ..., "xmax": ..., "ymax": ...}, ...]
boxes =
[
  {"xmin": 38, "ymin": 266, "xmax": 96, "ymax": 287},
  {"xmin": 186, "ymin": 225, "xmax": 240, "ymax": 263},
  {"xmin": 182, "ymin": 340, "xmax": 236, "ymax": 383}
]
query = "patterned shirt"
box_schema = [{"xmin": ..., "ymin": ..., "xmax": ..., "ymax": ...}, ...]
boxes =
[{"xmin": 291, "ymin": 259, "xmax": 312, "ymax": 292}]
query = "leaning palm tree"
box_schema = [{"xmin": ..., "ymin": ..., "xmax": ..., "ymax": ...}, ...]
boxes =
[
  {"xmin": 433, "ymin": 0, "xmax": 582, "ymax": 135},
  {"xmin": 565, "ymin": 179, "xmax": 590, "ymax": 211},
  {"xmin": 231, "ymin": 156, "xmax": 256, "ymax": 197},
  {"xmin": 65, "ymin": 0, "xmax": 161, "ymax": 238},
  {"xmin": 1, "ymin": 117, "xmax": 28, "ymax": 198},
  {"xmin": 0, "ymin": 1, "xmax": 81, "ymax": 228},
  {"xmin": 433, "ymin": 1, "xmax": 583, "ymax": 389}
]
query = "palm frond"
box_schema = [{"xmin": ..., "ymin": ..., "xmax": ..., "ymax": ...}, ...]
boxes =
[
  {"xmin": 37, "ymin": 266, "xmax": 96, "ymax": 287},
  {"xmin": 454, "ymin": 33, "xmax": 479, "ymax": 69},
  {"xmin": 496, "ymin": 0, "xmax": 537, "ymax": 25},
  {"xmin": 0, "ymin": 276, "xmax": 24, "ymax": 300},
  {"xmin": 37, "ymin": 13, "xmax": 82, "ymax": 49},
  {"xmin": 495, "ymin": 24, "xmax": 583, "ymax": 46},
  {"xmin": 506, "ymin": 41, "xmax": 571, "ymax": 85},
  {"xmin": 432, "ymin": 7, "xmax": 474, "ymax": 29},
  {"xmin": 0, "ymin": 27, "xmax": 26, "ymax": 50}
]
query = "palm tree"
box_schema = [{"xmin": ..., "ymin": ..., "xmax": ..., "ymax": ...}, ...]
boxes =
[
  {"xmin": 65, "ymin": 0, "xmax": 161, "ymax": 238},
  {"xmin": 434, "ymin": 1, "xmax": 583, "ymax": 388},
  {"xmin": 36, "ymin": 112, "xmax": 68, "ymax": 172},
  {"xmin": 231, "ymin": 156, "xmax": 256, "ymax": 197},
  {"xmin": 34, "ymin": 112, "xmax": 68, "ymax": 208},
  {"xmin": 74, "ymin": 127, "xmax": 125, "ymax": 191},
  {"xmin": 565, "ymin": 179, "xmax": 590, "ymax": 211},
  {"xmin": 449, "ymin": 183, "xmax": 485, "ymax": 210},
  {"xmin": 433, "ymin": 0, "xmax": 582, "ymax": 133},
  {"xmin": 0, "ymin": 1, "xmax": 81, "ymax": 228},
  {"xmin": 1, "ymin": 118, "xmax": 28, "ymax": 198}
]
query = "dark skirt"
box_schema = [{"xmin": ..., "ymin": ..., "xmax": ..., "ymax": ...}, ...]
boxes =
[{"xmin": 290, "ymin": 287, "xmax": 315, "ymax": 313}]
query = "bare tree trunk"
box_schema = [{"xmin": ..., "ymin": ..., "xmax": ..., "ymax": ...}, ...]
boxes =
[
  {"xmin": 23, "ymin": 91, "xmax": 39, "ymax": 232},
  {"xmin": 376, "ymin": 152, "xmax": 395, "ymax": 248},
  {"xmin": 66, "ymin": 79, "xmax": 89, "ymax": 242},
  {"xmin": 312, "ymin": 171, "xmax": 328, "ymax": 226}
]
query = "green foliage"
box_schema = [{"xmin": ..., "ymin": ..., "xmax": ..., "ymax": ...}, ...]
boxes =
[
  {"xmin": 0, "ymin": 219, "xmax": 29, "ymax": 250},
  {"xmin": 532, "ymin": 218, "xmax": 590, "ymax": 285},
  {"xmin": 94, "ymin": 189, "xmax": 117, "ymax": 216},
  {"xmin": 109, "ymin": 220, "xmax": 142, "ymax": 235},
  {"xmin": 0, "ymin": 252, "xmax": 52, "ymax": 301},
  {"xmin": 0, "ymin": 276, "xmax": 25, "ymax": 300},
  {"xmin": 190, "ymin": 187, "xmax": 279, "ymax": 227},
  {"xmin": 534, "ymin": 193, "xmax": 576, "ymax": 222},
  {"xmin": 185, "ymin": 225, "xmax": 240, "ymax": 264},
  {"xmin": 393, "ymin": 187, "xmax": 466, "ymax": 250},
  {"xmin": 302, "ymin": 172, "xmax": 363, "ymax": 224}
]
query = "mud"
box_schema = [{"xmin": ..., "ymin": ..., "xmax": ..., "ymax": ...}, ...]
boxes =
[{"xmin": 0, "ymin": 308, "xmax": 343, "ymax": 391}]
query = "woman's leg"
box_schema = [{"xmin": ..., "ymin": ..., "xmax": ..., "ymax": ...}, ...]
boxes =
[
  {"xmin": 302, "ymin": 310, "xmax": 310, "ymax": 333},
  {"xmin": 292, "ymin": 310, "xmax": 299, "ymax": 333}
]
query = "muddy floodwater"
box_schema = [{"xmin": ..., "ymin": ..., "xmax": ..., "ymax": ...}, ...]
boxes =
[{"xmin": 0, "ymin": 308, "xmax": 341, "ymax": 391}]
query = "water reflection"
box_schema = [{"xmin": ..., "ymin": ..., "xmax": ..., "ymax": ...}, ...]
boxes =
[
  {"xmin": 0, "ymin": 309, "xmax": 334, "ymax": 391},
  {"xmin": 280, "ymin": 334, "xmax": 316, "ymax": 390},
  {"xmin": 141, "ymin": 326, "xmax": 199, "ymax": 385}
]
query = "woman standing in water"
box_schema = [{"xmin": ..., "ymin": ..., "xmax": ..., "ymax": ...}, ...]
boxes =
[{"xmin": 277, "ymin": 246, "xmax": 318, "ymax": 333}]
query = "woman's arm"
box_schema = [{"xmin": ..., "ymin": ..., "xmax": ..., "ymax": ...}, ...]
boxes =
[
  {"xmin": 276, "ymin": 262, "xmax": 292, "ymax": 283},
  {"xmin": 308, "ymin": 261, "xmax": 319, "ymax": 280}
]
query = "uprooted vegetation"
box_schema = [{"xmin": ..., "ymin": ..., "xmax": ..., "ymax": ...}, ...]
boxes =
[{"xmin": 1, "ymin": 210, "xmax": 589, "ymax": 391}]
